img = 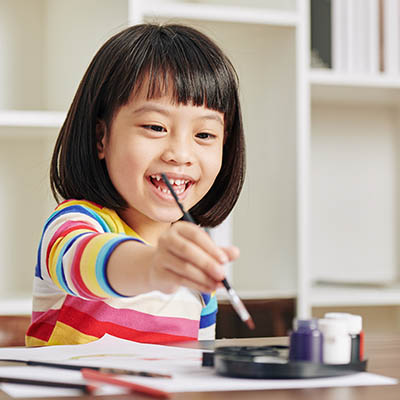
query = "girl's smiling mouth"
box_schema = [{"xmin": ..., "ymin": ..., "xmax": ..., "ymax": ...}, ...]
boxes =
[{"xmin": 149, "ymin": 174, "xmax": 193, "ymax": 198}]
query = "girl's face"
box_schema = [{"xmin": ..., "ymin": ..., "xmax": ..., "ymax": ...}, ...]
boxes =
[{"xmin": 97, "ymin": 87, "xmax": 224, "ymax": 235}]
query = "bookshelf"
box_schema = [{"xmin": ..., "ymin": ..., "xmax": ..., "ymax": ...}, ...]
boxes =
[
  {"xmin": 309, "ymin": 0, "xmax": 400, "ymax": 318},
  {"xmin": 1, "ymin": 0, "xmax": 399, "ymax": 327}
]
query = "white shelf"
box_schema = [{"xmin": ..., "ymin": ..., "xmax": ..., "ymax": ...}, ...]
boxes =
[
  {"xmin": 310, "ymin": 68, "xmax": 400, "ymax": 88},
  {"xmin": 310, "ymin": 69, "xmax": 400, "ymax": 105},
  {"xmin": 140, "ymin": 1, "xmax": 299, "ymax": 26},
  {"xmin": 0, "ymin": 110, "xmax": 66, "ymax": 128},
  {"xmin": 311, "ymin": 284, "xmax": 400, "ymax": 307}
]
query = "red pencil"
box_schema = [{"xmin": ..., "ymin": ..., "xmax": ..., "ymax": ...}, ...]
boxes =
[{"xmin": 81, "ymin": 368, "xmax": 171, "ymax": 399}]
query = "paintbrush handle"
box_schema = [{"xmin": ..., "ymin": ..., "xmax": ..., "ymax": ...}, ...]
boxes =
[
  {"xmin": 0, "ymin": 376, "xmax": 91, "ymax": 393},
  {"xmin": 0, "ymin": 359, "xmax": 170, "ymax": 378},
  {"xmin": 181, "ymin": 211, "xmax": 196, "ymax": 224}
]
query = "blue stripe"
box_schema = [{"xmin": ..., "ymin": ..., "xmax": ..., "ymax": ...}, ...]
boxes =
[
  {"xmin": 46, "ymin": 205, "xmax": 111, "ymax": 233},
  {"xmin": 201, "ymin": 292, "xmax": 211, "ymax": 305},
  {"xmin": 199, "ymin": 310, "xmax": 217, "ymax": 329},
  {"xmin": 36, "ymin": 204, "xmax": 111, "ymax": 279},
  {"xmin": 200, "ymin": 294, "xmax": 217, "ymax": 316},
  {"xmin": 96, "ymin": 236, "xmax": 145, "ymax": 297},
  {"xmin": 35, "ymin": 229, "xmax": 46, "ymax": 279},
  {"xmin": 55, "ymin": 232, "xmax": 91, "ymax": 295},
  {"xmin": 34, "ymin": 263, "xmax": 42, "ymax": 278}
]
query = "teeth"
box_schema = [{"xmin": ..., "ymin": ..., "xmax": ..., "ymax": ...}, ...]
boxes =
[
  {"xmin": 157, "ymin": 186, "xmax": 170, "ymax": 194},
  {"xmin": 151, "ymin": 175, "xmax": 189, "ymax": 186}
]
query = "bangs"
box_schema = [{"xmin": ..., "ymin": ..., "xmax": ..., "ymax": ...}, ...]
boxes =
[{"xmin": 111, "ymin": 24, "xmax": 239, "ymax": 130}]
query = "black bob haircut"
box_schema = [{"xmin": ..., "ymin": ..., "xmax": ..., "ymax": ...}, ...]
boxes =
[{"xmin": 50, "ymin": 23, "xmax": 245, "ymax": 227}]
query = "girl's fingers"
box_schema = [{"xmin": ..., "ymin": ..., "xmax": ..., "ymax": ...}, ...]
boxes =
[
  {"xmin": 160, "ymin": 254, "xmax": 219, "ymax": 293},
  {"xmin": 159, "ymin": 226, "xmax": 225, "ymax": 282},
  {"xmin": 220, "ymin": 246, "xmax": 240, "ymax": 262},
  {"xmin": 175, "ymin": 222, "xmax": 229, "ymax": 264}
]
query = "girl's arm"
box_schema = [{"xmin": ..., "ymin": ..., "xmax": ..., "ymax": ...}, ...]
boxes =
[
  {"xmin": 40, "ymin": 201, "xmax": 238, "ymax": 299},
  {"xmin": 106, "ymin": 221, "xmax": 239, "ymax": 296}
]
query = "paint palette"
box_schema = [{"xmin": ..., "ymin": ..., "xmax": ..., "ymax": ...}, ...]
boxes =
[{"xmin": 204, "ymin": 346, "xmax": 368, "ymax": 379}]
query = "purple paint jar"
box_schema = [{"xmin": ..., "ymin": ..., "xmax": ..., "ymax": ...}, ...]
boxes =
[{"xmin": 289, "ymin": 319, "xmax": 323, "ymax": 363}]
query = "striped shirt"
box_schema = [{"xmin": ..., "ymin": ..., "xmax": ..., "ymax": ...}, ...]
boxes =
[{"xmin": 26, "ymin": 199, "xmax": 217, "ymax": 346}]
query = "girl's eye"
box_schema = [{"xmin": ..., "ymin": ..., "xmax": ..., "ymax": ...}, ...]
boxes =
[
  {"xmin": 143, "ymin": 125, "xmax": 166, "ymax": 133},
  {"xmin": 196, "ymin": 132, "xmax": 216, "ymax": 140}
]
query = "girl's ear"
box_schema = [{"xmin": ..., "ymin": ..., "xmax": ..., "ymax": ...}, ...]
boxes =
[{"xmin": 96, "ymin": 120, "xmax": 107, "ymax": 160}]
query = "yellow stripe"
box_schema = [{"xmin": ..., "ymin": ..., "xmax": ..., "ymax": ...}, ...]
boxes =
[
  {"xmin": 98, "ymin": 208, "xmax": 123, "ymax": 233},
  {"xmin": 120, "ymin": 218, "xmax": 147, "ymax": 242},
  {"xmin": 25, "ymin": 335, "xmax": 47, "ymax": 347},
  {"xmin": 79, "ymin": 233, "xmax": 119, "ymax": 298},
  {"xmin": 56, "ymin": 199, "xmax": 103, "ymax": 213},
  {"xmin": 47, "ymin": 237, "xmax": 64, "ymax": 290},
  {"xmin": 47, "ymin": 321, "xmax": 98, "ymax": 345},
  {"xmin": 47, "ymin": 229, "xmax": 93, "ymax": 291}
]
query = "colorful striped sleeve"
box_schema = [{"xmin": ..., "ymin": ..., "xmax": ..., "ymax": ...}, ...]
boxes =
[
  {"xmin": 37, "ymin": 201, "xmax": 144, "ymax": 300},
  {"xmin": 198, "ymin": 292, "xmax": 217, "ymax": 340}
]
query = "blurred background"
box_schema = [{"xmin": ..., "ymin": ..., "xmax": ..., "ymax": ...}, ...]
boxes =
[{"xmin": 1, "ymin": 0, "xmax": 400, "ymax": 344}]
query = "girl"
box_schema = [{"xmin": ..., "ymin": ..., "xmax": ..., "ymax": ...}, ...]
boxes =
[{"xmin": 26, "ymin": 23, "xmax": 245, "ymax": 346}]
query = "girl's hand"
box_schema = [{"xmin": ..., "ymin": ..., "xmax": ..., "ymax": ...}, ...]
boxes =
[{"xmin": 149, "ymin": 221, "xmax": 239, "ymax": 294}]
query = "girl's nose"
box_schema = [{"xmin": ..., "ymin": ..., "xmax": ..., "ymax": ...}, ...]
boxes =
[{"xmin": 160, "ymin": 135, "xmax": 194, "ymax": 166}]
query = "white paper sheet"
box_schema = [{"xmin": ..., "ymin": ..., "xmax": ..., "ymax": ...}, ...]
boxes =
[{"xmin": 0, "ymin": 334, "xmax": 397, "ymax": 398}]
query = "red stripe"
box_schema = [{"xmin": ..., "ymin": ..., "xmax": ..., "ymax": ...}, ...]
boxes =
[
  {"xmin": 46, "ymin": 221, "xmax": 97, "ymax": 275},
  {"xmin": 70, "ymin": 233, "xmax": 102, "ymax": 300},
  {"xmin": 58, "ymin": 305, "xmax": 196, "ymax": 344},
  {"xmin": 26, "ymin": 309, "xmax": 60, "ymax": 342}
]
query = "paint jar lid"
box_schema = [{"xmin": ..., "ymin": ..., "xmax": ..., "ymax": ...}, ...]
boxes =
[
  {"xmin": 324, "ymin": 313, "xmax": 362, "ymax": 334},
  {"xmin": 318, "ymin": 318, "xmax": 348, "ymax": 335}
]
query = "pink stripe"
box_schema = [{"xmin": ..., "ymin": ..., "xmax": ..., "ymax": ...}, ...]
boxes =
[
  {"xmin": 63, "ymin": 296, "xmax": 199, "ymax": 338},
  {"xmin": 32, "ymin": 311, "xmax": 45, "ymax": 323},
  {"xmin": 32, "ymin": 309, "xmax": 59, "ymax": 324}
]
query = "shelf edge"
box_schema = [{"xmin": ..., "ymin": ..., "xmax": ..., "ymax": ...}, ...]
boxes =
[
  {"xmin": 310, "ymin": 69, "xmax": 400, "ymax": 88},
  {"xmin": 0, "ymin": 110, "xmax": 66, "ymax": 128},
  {"xmin": 141, "ymin": 2, "xmax": 299, "ymax": 26}
]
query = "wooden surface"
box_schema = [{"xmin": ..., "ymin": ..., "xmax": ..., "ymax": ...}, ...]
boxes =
[
  {"xmin": 0, "ymin": 333, "xmax": 398, "ymax": 399},
  {"xmin": 0, "ymin": 316, "xmax": 30, "ymax": 347}
]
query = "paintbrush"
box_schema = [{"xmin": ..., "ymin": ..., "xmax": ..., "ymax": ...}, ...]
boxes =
[
  {"xmin": 0, "ymin": 359, "xmax": 171, "ymax": 378},
  {"xmin": 161, "ymin": 173, "xmax": 255, "ymax": 330},
  {"xmin": 0, "ymin": 375, "xmax": 93, "ymax": 393}
]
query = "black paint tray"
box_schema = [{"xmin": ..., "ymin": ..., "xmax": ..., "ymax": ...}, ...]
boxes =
[{"xmin": 204, "ymin": 345, "xmax": 367, "ymax": 379}]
